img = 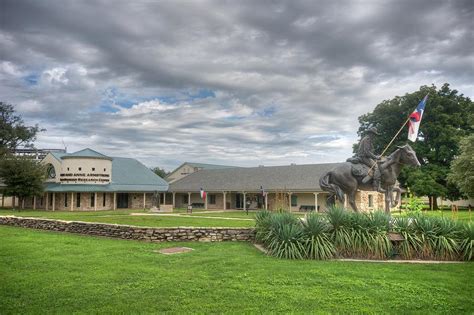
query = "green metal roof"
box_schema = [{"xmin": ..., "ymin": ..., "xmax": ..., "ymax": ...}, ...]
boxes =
[
  {"xmin": 50, "ymin": 151, "xmax": 68, "ymax": 161},
  {"xmin": 61, "ymin": 148, "xmax": 112, "ymax": 160},
  {"xmin": 45, "ymin": 156, "xmax": 169, "ymax": 192}
]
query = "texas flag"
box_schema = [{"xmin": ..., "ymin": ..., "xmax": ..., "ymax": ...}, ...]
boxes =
[
  {"xmin": 260, "ymin": 186, "xmax": 267, "ymax": 197},
  {"xmin": 408, "ymin": 95, "xmax": 428, "ymax": 142},
  {"xmin": 200, "ymin": 188, "xmax": 207, "ymax": 200}
]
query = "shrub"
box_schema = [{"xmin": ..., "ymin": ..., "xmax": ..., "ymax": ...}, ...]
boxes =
[
  {"xmin": 459, "ymin": 223, "xmax": 473, "ymax": 261},
  {"xmin": 326, "ymin": 206, "xmax": 352, "ymax": 257},
  {"xmin": 267, "ymin": 219, "xmax": 305, "ymax": 259},
  {"xmin": 301, "ymin": 213, "xmax": 335, "ymax": 260},
  {"xmin": 393, "ymin": 216, "xmax": 423, "ymax": 259},
  {"xmin": 255, "ymin": 210, "xmax": 273, "ymax": 243}
]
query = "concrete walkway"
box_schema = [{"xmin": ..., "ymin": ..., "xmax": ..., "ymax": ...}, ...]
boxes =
[{"xmin": 129, "ymin": 212, "xmax": 255, "ymax": 221}]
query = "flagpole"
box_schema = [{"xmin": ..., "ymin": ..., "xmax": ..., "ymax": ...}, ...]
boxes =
[{"xmin": 367, "ymin": 116, "xmax": 411, "ymax": 173}]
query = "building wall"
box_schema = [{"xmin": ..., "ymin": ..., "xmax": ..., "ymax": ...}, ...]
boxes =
[
  {"xmin": 166, "ymin": 164, "xmax": 200, "ymax": 183},
  {"xmin": 355, "ymin": 191, "xmax": 386, "ymax": 212}
]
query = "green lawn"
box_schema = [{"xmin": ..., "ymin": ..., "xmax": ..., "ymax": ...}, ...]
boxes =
[
  {"xmin": 393, "ymin": 209, "xmax": 473, "ymax": 222},
  {"xmin": 189, "ymin": 210, "xmax": 306, "ymax": 219},
  {"xmin": 0, "ymin": 209, "xmax": 255, "ymax": 227},
  {"xmin": 0, "ymin": 226, "xmax": 472, "ymax": 314}
]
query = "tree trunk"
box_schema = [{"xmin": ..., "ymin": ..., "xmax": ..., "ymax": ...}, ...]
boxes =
[{"xmin": 429, "ymin": 196, "xmax": 438, "ymax": 210}]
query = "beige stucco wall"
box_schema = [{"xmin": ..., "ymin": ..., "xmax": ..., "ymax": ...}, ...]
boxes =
[
  {"xmin": 42, "ymin": 154, "xmax": 63, "ymax": 183},
  {"xmin": 167, "ymin": 164, "xmax": 201, "ymax": 183}
]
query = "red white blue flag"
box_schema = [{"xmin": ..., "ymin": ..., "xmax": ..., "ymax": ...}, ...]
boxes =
[
  {"xmin": 408, "ymin": 95, "xmax": 428, "ymax": 142},
  {"xmin": 260, "ymin": 186, "xmax": 267, "ymax": 197},
  {"xmin": 200, "ymin": 188, "xmax": 207, "ymax": 200}
]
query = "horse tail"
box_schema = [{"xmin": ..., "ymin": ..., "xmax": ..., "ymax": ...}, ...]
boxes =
[{"xmin": 319, "ymin": 172, "xmax": 345, "ymax": 204}]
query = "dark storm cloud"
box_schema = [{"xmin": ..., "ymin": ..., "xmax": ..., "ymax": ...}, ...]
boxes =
[{"xmin": 0, "ymin": 0, "xmax": 472, "ymax": 170}]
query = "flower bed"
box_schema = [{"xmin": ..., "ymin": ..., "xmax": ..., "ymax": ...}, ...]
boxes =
[{"xmin": 255, "ymin": 207, "xmax": 473, "ymax": 261}]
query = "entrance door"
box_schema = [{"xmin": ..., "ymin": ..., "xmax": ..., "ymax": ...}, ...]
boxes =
[
  {"xmin": 117, "ymin": 193, "xmax": 129, "ymax": 208},
  {"xmin": 236, "ymin": 193, "xmax": 243, "ymax": 209}
]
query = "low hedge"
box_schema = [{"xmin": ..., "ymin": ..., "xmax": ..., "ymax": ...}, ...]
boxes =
[{"xmin": 255, "ymin": 207, "xmax": 473, "ymax": 261}]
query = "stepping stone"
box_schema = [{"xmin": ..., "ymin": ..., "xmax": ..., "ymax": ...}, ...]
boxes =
[{"xmin": 156, "ymin": 247, "xmax": 194, "ymax": 255}]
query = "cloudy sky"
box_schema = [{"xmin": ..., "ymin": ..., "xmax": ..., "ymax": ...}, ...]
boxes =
[{"xmin": 1, "ymin": 0, "xmax": 473, "ymax": 171}]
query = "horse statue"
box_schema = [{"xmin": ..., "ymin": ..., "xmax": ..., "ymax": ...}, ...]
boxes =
[{"xmin": 319, "ymin": 144, "xmax": 420, "ymax": 213}]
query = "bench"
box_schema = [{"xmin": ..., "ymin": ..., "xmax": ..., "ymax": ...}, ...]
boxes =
[
  {"xmin": 299, "ymin": 205, "xmax": 316, "ymax": 212},
  {"xmin": 191, "ymin": 203, "xmax": 205, "ymax": 209}
]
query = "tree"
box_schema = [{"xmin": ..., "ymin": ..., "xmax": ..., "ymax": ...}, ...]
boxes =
[
  {"xmin": 0, "ymin": 157, "xmax": 46, "ymax": 209},
  {"xmin": 355, "ymin": 83, "xmax": 473, "ymax": 208},
  {"xmin": 0, "ymin": 102, "xmax": 42, "ymax": 156},
  {"xmin": 448, "ymin": 134, "xmax": 474, "ymax": 198},
  {"xmin": 151, "ymin": 167, "xmax": 169, "ymax": 178}
]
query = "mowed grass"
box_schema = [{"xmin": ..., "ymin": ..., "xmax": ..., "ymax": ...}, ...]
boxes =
[
  {"xmin": 393, "ymin": 209, "xmax": 473, "ymax": 222},
  {"xmin": 0, "ymin": 209, "xmax": 255, "ymax": 227},
  {"xmin": 1, "ymin": 226, "xmax": 473, "ymax": 314}
]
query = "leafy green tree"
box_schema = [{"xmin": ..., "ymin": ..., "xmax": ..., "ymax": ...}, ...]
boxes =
[
  {"xmin": 0, "ymin": 157, "xmax": 45, "ymax": 209},
  {"xmin": 151, "ymin": 167, "xmax": 169, "ymax": 178},
  {"xmin": 0, "ymin": 102, "xmax": 42, "ymax": 156},
  {"xmin": 355, "ymin": 84, "xmax": 473, "ymax": 208},
  {"xmin": 448, "ymin": 134, "xmax": 474, "ymax": 198}
]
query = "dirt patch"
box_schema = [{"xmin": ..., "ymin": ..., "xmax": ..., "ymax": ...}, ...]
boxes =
[{"xmin": 155, "ymin": 247, "xmax": 194, "ymax": 255}]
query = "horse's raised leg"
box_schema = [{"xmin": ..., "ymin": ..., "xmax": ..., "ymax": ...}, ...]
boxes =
[{"xmin": 348, "ymin": 189, "xmax": 359, "ymax": 212}]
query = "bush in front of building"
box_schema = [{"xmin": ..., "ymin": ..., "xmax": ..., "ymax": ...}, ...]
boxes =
[{"xmin": 255, "ymin": 207, "xmax": 473, "ymax": 261}]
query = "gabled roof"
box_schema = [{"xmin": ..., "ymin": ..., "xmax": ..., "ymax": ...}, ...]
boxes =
[
  {"xmin": 50, "ymin": 151, "xmax": 68, "ymax": 161},
  {"xmin": 62, "ymin": 148, "xmax": 112, "ymax": 160},
  {"xmin": 169, "ymin": 163, "xmax": 343, "ymax": 192}
]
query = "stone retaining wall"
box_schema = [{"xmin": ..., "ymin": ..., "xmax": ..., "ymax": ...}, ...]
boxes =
[{"xmin": 0, "ymin": 216, "xmax": 255, "ymax": 242}]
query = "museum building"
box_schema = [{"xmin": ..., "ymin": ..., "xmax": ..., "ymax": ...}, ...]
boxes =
[{"xmin": 24, "ymin": 148, "xmax": 168, "ymax": 211}]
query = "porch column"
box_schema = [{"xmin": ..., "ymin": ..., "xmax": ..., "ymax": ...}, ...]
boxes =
[
  {"xmin": 1, "ymin": 193, "xmax": 4, "ymax": 207},
  {"xmin": 33, "ymin": 196, "xmax": 37, "ymax": 210},
  {"xmin": 94, "ymin": 192, "xmax": 97, "ymax": 211},
  {"xmin": 265, "ymin": 193, "xmax": 268, "ymax": 210},
  {"xmin": 243, "ymin": 192, "xmax": 247, "ymax": 212},
  {"xmin": 163, "ymin": 193, "xmax": 167, "ymax": 205},
  {"xmin": 45, "ymin": 193, "xmax": 48, "ymax": 210},
  {"xmin": 288, "ymin": 192, "xmax": 292, "ymax": 212},
  {"xmin": 52, "ymin": 192, "xmax": 56, "ymax": 211},
  {"xmin": 187, "ymin": 192, "xmax": 191, "ymax": 205},
  {"xmin": 143, "ymin": 192, "xmax": 146, "ymax": 209},
  {"xmin": 172, "ymin": 192, "xmax": 176, "ymax": 209},
  {"xmin": 313, "ymin": 192, "xmax": 319, "ymax": 212},
  {"xmin": 223, "ymin": 192, "xmax": 226, "ymax": 210},
  {"xmin": 344, "ymin": 194, "xmax": 348, "ymax": 209},
  {"xmin": 205, "ymin": 193, "xmax": 208, "ymax": 210},
  {"xmin": 113, "ymin": 192, "xmax": 117, "ymax": 210},
  {"xmin": 70, "ymin": 192, "xmax": 74, "ymax": 211},
  {"xmin": 21, "ymin": 198, "xmax": 25, "ymax": 209}
]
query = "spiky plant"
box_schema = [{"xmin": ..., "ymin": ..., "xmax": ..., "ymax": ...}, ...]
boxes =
[
  {"xmin": 364, "ymin": 211, "xmax": 392, "ymax": 259},
  {"xmin": 301, "ymin": 213, "xmax": 335, "ymax": 260},
  {"xmin": 459, "ymin": 223, "xmax": 474, "ymax": 261},
  {"xmin": 393, "ymin": 216, "xmax": 423, "ymax": 259},
  {"xmin": 267, "ymin": 223, "xmax": 306, "ymax": 259},
  {"xmin": 431, "ymin": 217, "xmax": 461, "ymax": 261},
  {"xmin": 326, "ymin": 206, "xmax": 352, "ymax": 257},
  {"xmin": 255, "ymin": 210, "xmax": 273, "ymax": 243},
  {"xmin": 412, "ymin": 215, "xmax": 438, "ymax": 259}
]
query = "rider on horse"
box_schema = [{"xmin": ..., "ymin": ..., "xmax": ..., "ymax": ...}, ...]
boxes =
[{"xmin": 357, "ymin": 127, "xmax": 385, "ymax": 193}]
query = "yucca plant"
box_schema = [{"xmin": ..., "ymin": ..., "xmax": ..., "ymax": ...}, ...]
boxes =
[
  {"xmin": 393, "ymin": 216, "xmax": 423, "ymax": 259},
  {"xmin": 412, "ymin": 215, "xmax": 438, "ymax": 259},
  {"xmin": 364, "ymin": 211, "xmax": 392, "ymax": 259},
  {"xmin": 459, "ymin": 223, "xmax": 474, "ymax": 261},
  {"xmin": 326, "ymin": 206, "xmax": 352, "ymax": 257},
  {"xmin": 430, "ymin": 217, "xmax": 461, "ymax": 261},
  {"xmin": 267, "ymin": 222, "xmax": 306, "ymax": 259},
  {"xmin": 301, "ymin": 213, "xmax": 335, "ymax": 260},
  {"xmin": 255, "ymin": 210, "xmax": 273, "ymax": 243}
]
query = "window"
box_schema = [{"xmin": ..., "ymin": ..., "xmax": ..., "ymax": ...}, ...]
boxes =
[
  {"xmin": 182, "ymin": 195, "xmax": 189, "ymax": 204},
  {"xmin": 64, "ymin": 193, "xmax": 68, "ymax": 207},
  {"xmin": 76, "ymin": 193, "xmax": 81, "ymax": 207},
  {"xmin": 90, "ymin": 194, "xmax": 95, "ymax": 207},
  {"xmin": 92, "ymin": 168, "xmax": 95, "ymax": 171},
  {"xmin": 40, "ymin": 197, "xmax": 43, "ymax": 206},
  {"xmin": 49, "ymin": 193, "xmax": 53, "ymax": 207},
  {"xmin": 67, "ymin": 167, "xmax": 70, "ymax": 171},
  {"xmin": 78, "ymin": 167, "xmax": 82, "ymax": 171},
  {"xmin": 368, "ymin": 195, "xmax": 374, "ymax": 208},
  {"xmin": 291, "ymin": 195, "xmax": 297, "ymax": 207},
  {"xmin": 103, "ymin": 193, "xmax": 106, "ymax": 207},
  {"xmin": 104, "ymin": 168, "xmax": 106, "ymax": 171},
  {"xmin": 209, "ymin": 194, "xmax": 216, "ymax": 205}
]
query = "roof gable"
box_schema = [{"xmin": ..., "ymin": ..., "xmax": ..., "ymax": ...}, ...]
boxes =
[{"xmin": 62, "ymin": 148, "xmax": 112, "ymax": 160}]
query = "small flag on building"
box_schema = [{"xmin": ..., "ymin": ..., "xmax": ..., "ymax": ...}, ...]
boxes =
[
  {"xmin": 260, "ymin": 186, "xmax": 267, "ymax": 197},
  {"xmin": 408, "ymin": 95, "xmax": 428, "ymax": 142},
  {"xmin": 200, "ymin": 188, "xmax": 207, "ymax": 200}
]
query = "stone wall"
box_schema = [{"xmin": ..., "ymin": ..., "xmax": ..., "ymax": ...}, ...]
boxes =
[{"xmin": 0, "ymin": 216, "xmax": 255, "ymax": 242}]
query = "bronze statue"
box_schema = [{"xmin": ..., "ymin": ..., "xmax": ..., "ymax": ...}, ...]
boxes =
[
  {"xmin": 356, "ymin": 127, "xmax": 384, "ymax": 192},
  {"xmin": 320, "ymin": 143, "xmax": 420, "ymax": 213}
]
